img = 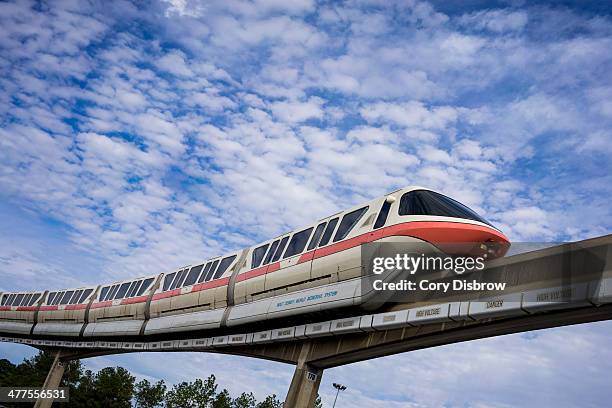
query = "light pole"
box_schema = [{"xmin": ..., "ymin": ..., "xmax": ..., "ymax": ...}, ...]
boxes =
[{"xmin": 332, "ymin": 382, "xmax": 347, "ymax": 408}]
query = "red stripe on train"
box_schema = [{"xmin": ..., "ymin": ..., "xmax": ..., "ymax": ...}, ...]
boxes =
[
  {"xmin": 191, "ymin": 277, "xmax": 230, "ymax": 293},
  {"xmin": 39, "ymin": 306, "xmax": 59, "ymax": 311},
  {"xmin": 16, "ymin": 306, "xmax": 37, "ymax": 311},
  {"xmin": 65, "ymin": 304, "xmax": 88, "ymax": 310},
  {"xmin": 121, "ymin": 295, "xmax": 149, "ymax": 305},
  {"xmin": 90, "ymin": 301, "xmax": 113, "ymax": 309}
]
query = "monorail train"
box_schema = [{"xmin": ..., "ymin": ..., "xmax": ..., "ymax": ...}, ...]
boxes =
[{"xmin": 0, "ymin": 186, "xmax": 510, "ymax": 339}]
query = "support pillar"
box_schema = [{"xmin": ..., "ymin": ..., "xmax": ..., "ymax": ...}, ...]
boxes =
[
  {"xmin": 34, "ymin": 350, "xmax": 65, "ymax": 408},
  {"xmin": 284, "ymin": 342, "xmax": 323, "ymax": 408}
]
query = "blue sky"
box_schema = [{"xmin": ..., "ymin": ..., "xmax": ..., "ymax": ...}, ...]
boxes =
[{"xmin": 1, "ymin": 0, "xmax": 611, "ymax": 406}]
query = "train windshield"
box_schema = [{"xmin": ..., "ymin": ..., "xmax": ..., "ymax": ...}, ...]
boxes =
[{"xmin": 399, "ymin": 190, "xmax": 493, "ymax": 227}]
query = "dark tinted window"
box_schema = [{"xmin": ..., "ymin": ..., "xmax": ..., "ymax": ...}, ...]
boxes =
[
  {"xmin": 374, "ymin": 200, "xmax": 392, "ymax": 229},
  {"xmin": 169, "ymin": 270, "xmax": 182, "ymax": 290},
  {"xmin": 52, "ymin": 292, "xmax": 63, "ymax": 305},
  {"xmin": 262, "ymin": 240, "xmax": 280, "ymax": 265},
  {"xmin": 307, "ymin": 223, "xmax": 326, "ymax": 250},
  {"xmin": 7, "ymin": 294, "xmax": 16, "ymax": 305},
  {"xmin": 1, "ymin": 294, "xmax": 8, "ymax": 305},
  {"xmin": 22, "ymin": 294, "xmax": 32, "ymax": 306},
  {"xmin": 106, "ymin": 285, "xmax": 119, "ymax": 301},
  {"xmin": 284, "ymin": 228, "xmax": 313, "ymax": 258},
  {"xmin": 79, "ymin": 289, "xmax": 93, "ymax": 303},
  {"xmin": 197, "ymin": 262, "xmax": 213, "ymax": 283},
  {"xmin": 29, "ymin": 294, "xmax": 40, "ymax": 306},
  {"xmin": 163, "ymin": 273, "xmax": 176, "ymax": 291},
  {"xmin": 136, "ymin": 278, "xmax": 154, "ymax": 296},
  {"xmin": 204, "ymin": 260, "xmax": 220, "ymax": 281},
  {"xmin": 171, "ymin": 269, "xmax": 188, "ymax": 289},
  {"xmin": 184, "ymin": 264, "xmax": 204, "ymax": 286},
  {"xmin": 398, "ymin": 190, "xmax": 492, "ymax": 226},
  {"xmin": 271, "ymin": 236, "xmax": 289, "ymax": 262},
  {"xmin": 47, "ymin": 292, "xmax": 57, "ymax": 305},
  {"xmin": 333, "ymin": 207, "xmax": 368, "ymax": 242},
  {"xmin": 14, "ymin": 294, "xmax": 25, "ymax": 306},
  {"xmin": 126, "ymin": 281, "xmax": 139, "ymax": 298},
  {"xmin": 99, "ymin": 287, "xmax": 109, "ymax": 301},
  {"xmin": 129, "ymin": 281, "xmax": 143, "ymax": 297},
  {"xmin": 60, "ymin": 291, "xmax": 74, "ymax": 305},
  {"xmin": 213, "ymin": 255, "xmax": 237, "ymax": 280},
  {"xmin": 114, "ymin": 282, "xmax": 131, "ymax": 299},
  {"xmin": 252, "ymin": 245, "xmax": 269, "ymax": 269},
  {"xmin": 318, "ymin": 218, "xmax": 339, "ymax": 247},
  {"xmin": 69, "ymin": 290, "xmax": 83, "ymax": 304}
]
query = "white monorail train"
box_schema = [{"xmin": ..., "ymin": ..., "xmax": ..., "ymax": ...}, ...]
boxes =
[{"xmin": 0, "ymin": 186, "xmax": 509, "ymax": 339}]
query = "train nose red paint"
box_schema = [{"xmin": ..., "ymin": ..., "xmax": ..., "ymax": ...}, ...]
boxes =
[{"xmin": 389, "ymin": 221, "xmax": 510, "ymax": 260}]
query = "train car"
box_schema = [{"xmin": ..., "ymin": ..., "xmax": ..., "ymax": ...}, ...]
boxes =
[
  {"xmin": 0, "ymin": 290, "xmax": 45, "ymax": 334},
  {"xmin": 83, "ymin": 274, "xmax": 159, "ymax": 337},
  {"xmin": 0, "ymin": 186, "xmax": 510, "ymax": 339},
  {"xmin": 33, "ymin": 286, "xmax": 98, "ymax": 337},
  {"xmin": 143, "ymin": 253, "xmax": 245, "ymax": 335}
]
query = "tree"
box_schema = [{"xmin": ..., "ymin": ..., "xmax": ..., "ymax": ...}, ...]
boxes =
[
  {"xmin": 165, "ymin": 375, "xmax": 218, "ymax": 408},
  {"xmin": 71, "ymin": 366, "xmax": 135, "ymax": 408},
  {"xmin": 314, "ymin": 394, "xmax": 323, "ymax": 408},
  {"xmin": 212, "ymin": 389, "xmax": 233, "ymax": 408},
  {"xmin": 134, "ymin": 378, "xmax": 166, "ymax": 408},
  {"xmin": 233, "ymin": 392, "xmax": 256, "ymax": 408},
  {"xmin": 255, "ymin": 394, "xmax": 282, "ymax": 408}
]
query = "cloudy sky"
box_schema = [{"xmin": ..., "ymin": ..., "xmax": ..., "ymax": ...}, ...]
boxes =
[{"xmin": 1, "ymin": 0, "xmax": 611, "ymax": 406}]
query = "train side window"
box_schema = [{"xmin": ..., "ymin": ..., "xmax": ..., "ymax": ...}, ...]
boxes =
[
  {"xmin": 126, "ymin": 281, "xmax": 139, "ymax": 298},
  {"xmin": 106, "ymin": 285, "xmax": 119, "ymax": 301},
  {"xmin": 163, "ymin": 273, "xmax": 176, "ymax": 291},
  {"xmin": 374, "ymin": 200, "xmax": 392, "ymax": 229},
  {"xmin": 7, "ymin": 294, "xmax": 17, "ymax": 305},
  {"xmin": 333, "ymin": 206, "xmax": 368, "ymax": 242},
  {"xmin": 307, "ymin": 222, "xmax": 326, "ymax": 251},
  {"xmin": 99, "ymin": 287, "xmax": 109, "ymax": 301},
  {"xmin": 284, "ymin": 228, "xmax": 314, "ymax": 259},
  {"xmin": 79, "ymin": 289, "xmax": 93, "ymax": 303},
  {"xmin": 114, "ymin": 282, "xmax": 131, "ymax": 299},
  {"xmin": 170, "ymin": 269, "xmax": 187, "ymax": 290},
  {"xmin": 47, "ymin": 292, "xmax": 57, "ymax": 305},
  {"xmin": 60, "ymin": 291, "xmax": 74, "ymax": 305},
  {"xmin": 15, "ymin": 294, "xmax": 26, "ymax": 306},
  {"xmin": 21, "ymin": 294, "xmax": 32, "ymax": 306},
  {"xmin": 129, "ymin": 281, "xmax": 143, "ymax": 297},
  {"xmin": 213, "ymin": 255, "xmax": 237, "ymax": 280},
  {"xmin": 52, "ymin": 292, "xmax": 63, "ymax": 305},
  {"xmin": 12, "ymin": 294, "xmax": 21, "ymax": 306},
  {"xmin": 1, "ymin": 294, "xmax": 8, "ymax": 306},
  {"xmin": 169, "ymin": 270, "xmax": 183, "ymax": 290},
  {"xmin": 197, "ymin": 263, "xmax": 213, "ymax": 283},
  {"xmin": 251, "ymin": 244, "xmax": 269, "ymax": 269},
  {"xmin": 184, "ymin": 264, "xmax": 204, "ymax": 286},
  {"xmin": 271, "ymin": 236, "xmax": 289, "ymax": 263},
  {"xmin": 69, "ymin": 290, "xmax": 83, "ymax": 304},
  {"xmin": 178, "ymin": 268, "xmax": 191, "ymax": 287},
  {"xmin": 318, "ymin": 218, "xmax": 339, "ymax": 247},
  {"xmin": 204, "ymin": 260, "xmax": 220, "ymax": 281},
  {"xmin": 262, "ymin": 240, "xmax": 280, "ymax": 265},
  {"xmin": 29, "ymin": 294, "xmax": 40, "ymax": 306},
  {"xmin": 136, "ymin": 278, "xmax": 154, "ymax": 296}
]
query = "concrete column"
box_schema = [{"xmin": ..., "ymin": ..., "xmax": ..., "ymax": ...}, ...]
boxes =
[
  {"xmin": 34, "ymin": 350, "xmax": 65, "ymax": 408},
  {"xmin": 284, "ymin": 342, "xmax": 323, "ymax": 408}
]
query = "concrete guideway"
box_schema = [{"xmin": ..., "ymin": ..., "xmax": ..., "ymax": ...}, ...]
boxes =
[{"xmin": 2, "ymin": 235, "xmax": 610, "ymax": 407}]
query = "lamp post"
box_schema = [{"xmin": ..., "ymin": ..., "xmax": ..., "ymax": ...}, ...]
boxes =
[{"xmin": 332, "ymin": 382, "xmax": 347, "ymax": 408}]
